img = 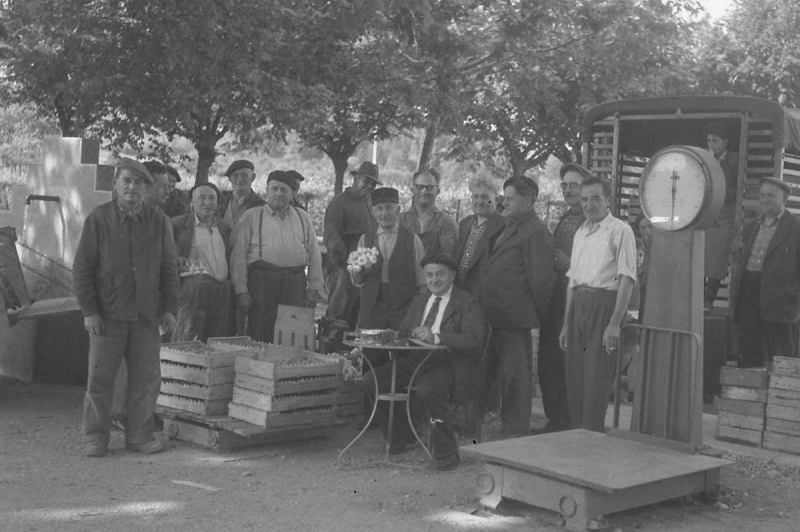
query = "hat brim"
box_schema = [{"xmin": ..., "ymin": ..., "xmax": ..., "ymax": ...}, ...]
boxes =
[{"xmin": 354, "ymin": 172, "xmax": 382, "ymax": 185}]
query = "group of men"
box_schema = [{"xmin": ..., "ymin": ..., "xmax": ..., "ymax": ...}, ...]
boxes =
[{"xmin": 75, "ymin": 158, "xmax": 324, "ymax": 457}]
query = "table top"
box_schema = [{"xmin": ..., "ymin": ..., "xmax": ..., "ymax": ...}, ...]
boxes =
[{"xmin": 342, "ymin": 338, "xmax": 447, "ymax": 351}]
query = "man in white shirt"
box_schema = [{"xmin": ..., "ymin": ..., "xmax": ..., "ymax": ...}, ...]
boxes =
[
  {"xmin": 230, "ymin": 170, "xmax": 324, "ymax": 343},
  {"xmin": 559, "ymin": 176, "xmax": 637, "ymax": 432},
  {"xmin": 362, "ymin": 253, "xmax": 486, "ymax": 470}
]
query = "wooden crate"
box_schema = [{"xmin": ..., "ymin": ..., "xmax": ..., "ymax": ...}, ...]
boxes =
[
  {"xmin": 235, "ymin": 352, "xmax": 341, "ymax": 381},
  {"xmin": 228, "ymin": 403, "xmax": 337, "ymax": 428},
  {"xmin": 772, "ymin": 356, "xmax": 800, "ymax": 377},
  {"xmin": 161, "ymin": 361, "xmax": 235, "ymax": 385},
  {"xmin": 763, "ymin": 431, "xmax": 800, "ymax": 455},
  {"xmin": 232, "ymin": 387, "xmax": 338, "ymax": 412},
  {"xmin": 160, "ymin": 341, "xmax": 253, "ymax": 368},
  {"xmin": 716, "ymin": 424, "xmax": 763, "ymax": 447},
  {"xmin": 717, "ymin": 367, "xmax": 769, "ymax": 446},
  {"xmin": 157, "ymin": 393, "xmax": 229, "ymax": 416},
  {"xmin": 234, "ymin": 373, "xmax": 341, "ymax": 395},
  {"xmin": 161, "ymin": 380, "xmax": 234, "ymax": 401},
  {"xmin": 720, "ymin": 367, "xmax": 769, "ymax": 388},
  {"xmin": 335, "ymin": 380, "xmax": 365, "ymax": 424}
]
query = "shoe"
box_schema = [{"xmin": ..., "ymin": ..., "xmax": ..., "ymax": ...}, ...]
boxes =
[
  {"xmin": 434, "ymin": 454, "xmax": 460, "ymax": 471},
  {"xmin": 126, "ymin": 437, "xmax": 168, "ymax": 454},
  {"xmin": 85, "ymin": 440, "xmax": 108, "ymax": 457}
]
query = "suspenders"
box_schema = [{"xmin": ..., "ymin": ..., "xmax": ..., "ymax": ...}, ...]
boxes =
[{"xmin": 258, "ymin": 206, "xmax": 309, "ymax": 263}]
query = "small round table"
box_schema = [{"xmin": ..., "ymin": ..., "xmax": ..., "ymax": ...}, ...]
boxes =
[{"xmin": 338, "ymin": 338, "xmax": 447, "ymax": 462}]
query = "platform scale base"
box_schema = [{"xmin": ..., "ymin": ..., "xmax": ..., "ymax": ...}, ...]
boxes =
[{"xmin": 461, "ymin": 429, "xmax": 730, "ymax": 531}]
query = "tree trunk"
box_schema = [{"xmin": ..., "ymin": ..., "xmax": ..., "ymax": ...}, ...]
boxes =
[
  {"xmin": 417, "ymin": 114, "xmax": 440, "ymax": 171},
  {"xmin": 328, "ymin": 151, "xmax": 350, "ymax": 195},
  {"xmin": 509, "ymin": 153, "xmax": 526, "ymax": 178},
  {"xmin": 194, "ymin": 137, "xmax": 218, "ymax": 184}
]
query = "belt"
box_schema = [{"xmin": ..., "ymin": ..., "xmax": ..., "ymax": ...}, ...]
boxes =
[
  {"xmin": 249, "ymin": 260, "xmax": 306, "ymax": 276},
  {"xmin": 574, "ymin": 285, "xmax": 613, "ymax": 294}
]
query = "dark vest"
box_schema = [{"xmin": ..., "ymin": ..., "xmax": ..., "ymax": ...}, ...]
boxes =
[{"xmin": 361, "ymin": 226, "xmax": 416, "ymax": 310}]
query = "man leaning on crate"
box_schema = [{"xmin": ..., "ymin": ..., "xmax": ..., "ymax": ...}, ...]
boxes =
[{"xmin": 73, "ymin": 157, "xmax": 180, "ymax": 457}]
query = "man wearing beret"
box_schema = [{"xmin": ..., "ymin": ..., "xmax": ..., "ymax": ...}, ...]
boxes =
[
  {"xmin": 324, "ymin": 162, "xmax": 379, "ymax": 328},
  {"xmin": 363, "ymin": 253, "xmax": 486, "ymax": 470},
  {"xmin": 163, "ymin": 165, "xmax": 191, "ymax": 218},
  {"xmin": 73, "ymin": 157, "xmax": 179, "ymax": 457},
  {"xmin": 171, "ymin": 182, "xmax": 235, "ymax": 341},
  {"xmin": 733, "ymin": 177, "xmax": 800, "ymax": 367},
  {"xmin": 230, "ymin": 170, "xmax": 324, "ymax": 343},
  {"xmin": 352, "ymin": 187, "xmax": 426, "ymax": 332},
  {"xmin": 218, "ymin": 159, "xmax": 266, "ymax": 227}
]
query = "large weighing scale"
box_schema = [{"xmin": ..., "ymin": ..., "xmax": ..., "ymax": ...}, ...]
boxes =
[{"xmin": 462, "ymin": 146, "xmax": 732, "ymax": 531}]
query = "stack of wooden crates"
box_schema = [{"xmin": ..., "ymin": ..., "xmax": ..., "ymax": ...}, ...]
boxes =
[
  {"xmin": 763, "ymin": 357, "xmax": 800, "ymax": 454},
  {"xmin": 716, "ymin": 365, "xmax": 768, "ymax": 446}
]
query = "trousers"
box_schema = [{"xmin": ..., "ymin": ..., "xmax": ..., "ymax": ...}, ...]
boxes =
[
  {"xmin": 172, "ymin": 275, "xmax": 235, "ymax": 342},
  {"xmin": 83, "ymin": 318, "xmax": 161, "ymax": 445},
  {"xmin": 247, "ymin": 264, "xmax": 306, "ymax": 343},
  {"xmin": 485, "ymin": 328, "xmax": 533, "ymax": 435},
  {"xmin": 537, "ymin": 272, "xmax": 571, "ymax": 429},
  {"xmin": 325, "ymin": 266, "xmax": 361, "ymax": 330}
]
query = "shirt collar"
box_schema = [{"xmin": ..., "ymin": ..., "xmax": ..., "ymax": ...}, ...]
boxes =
[
  {"xmin": 762, "ymin": 207, "xmax": 786, "ymax": 227},
  {"xmin": 115, "ymin": 201, "xmax": 144, "ymax": 220},
  {"xmin": 429, "ymin": 285, "xmax": 454, "ymax": 302},
  {"xmin": 583, "ymin": 211, "xmax": 613, "ymax": 232},
  {"xmin": 378, "ymin": 223, "xmax": 399, "ymax": 235},
  {"xmin": 194, "ymin": 214, "xmax": 218, "ymax": 228}
]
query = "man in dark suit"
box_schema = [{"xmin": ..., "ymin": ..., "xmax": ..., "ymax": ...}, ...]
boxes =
[
  {"xmin": 363, "ymin": 253, "xmax": 486, "ymax": 471},
  {"xmin": 455, "ymin": 176, "xmax": 505, "ymax": 296},
  {"xmin": 171, "ymin": 182, "xmax": 235, "ymax": 341},
  {"xmin": 481, "ymin": 177, "xmax": 555, "ymax": 436},
  {"xmin": 734, "ymin": 177, "xmax": 800, "ymax": 367}
]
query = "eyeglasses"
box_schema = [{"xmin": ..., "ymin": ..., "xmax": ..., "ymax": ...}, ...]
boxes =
[
  {"xmin": 560, "ymin": 182, "xmax": 581, "ymax": 190},
  {"xmin": 414, "ymin": 184, "xmax": 437, "ymax": 192}
]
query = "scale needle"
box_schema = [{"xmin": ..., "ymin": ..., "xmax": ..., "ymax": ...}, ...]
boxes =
[{"xmin": 670, "ymin": 170, "xmax": 680, "ymax": 230}]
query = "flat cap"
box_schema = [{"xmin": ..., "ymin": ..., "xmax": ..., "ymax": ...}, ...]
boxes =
[
  {"xmin": 225, "ymin": 159, "xmax": 255, "ymax": 177},
  {"xmin": 421, "ymin": 252, "xmax": 458, "ymax": 272},
  {"xmin": 116, "ymin": 157, "xmax": 153, "ymax": 183},
  {"xmin": 287, "ymin": 169, "xmax": 305, "ymax": 183},
  {"xmin": 267, "ymin": 170, "xmax": 300, "ymax": 191},
  {"xmin": 760, "ymin": 177, "xmax": 791, "ymax": 195},
  {"xmin": 371, "ymin": 187, "xmax": 399, "ymax": 205},
  {"xmin": 351, "ymin": 161, "xmax": 382, "ymax": 184}
]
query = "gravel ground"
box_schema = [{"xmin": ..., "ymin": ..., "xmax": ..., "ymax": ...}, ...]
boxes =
[{"xmin": 2, "ymin": 379, "xmax": 800, "ymax": 532}]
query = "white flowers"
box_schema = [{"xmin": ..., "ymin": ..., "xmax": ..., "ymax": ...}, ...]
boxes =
[{"xmin": 346, "ymin": 246, "xmax": 379, "ymax": 274}]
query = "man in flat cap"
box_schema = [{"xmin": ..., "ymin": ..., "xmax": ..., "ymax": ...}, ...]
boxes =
[
  {"xmin": 324, "ymin": 162, "xmax": 379, "ymax": 328},
  {"xmin": 733, "ymin": 177, "xmax": 800, "ymax": 367},
  {"xmin": 163, "ymin": 165, "xmax": 190, "ymax": 218},
  {"xmin": 363, "ymin": 252, "xmax": 485, "ymax": 470},
  {"xmin": 352, "ymin": 187, "xmax": 426, "ymax": 333},
  {"xmin": 73, "ymin": 157, "xmax": 179, "ymax": 457},
  {"xmin": 230, "ymin": 170, "xmax": 324, "ymax": 343},
  {"xmin": 218, "ymin": 159, "xmax": 266, "ymax": 227},
  {"xmin": 143, "ymin": 160, "xmax": 171, "ymax": 212},
  {"xmin": 171, "ymin": 182, "xmax": 235, "ymax": 341}
]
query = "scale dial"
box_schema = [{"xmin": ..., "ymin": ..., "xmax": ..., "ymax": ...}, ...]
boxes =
[{"xmin": 639, "ymin": 146, "xmax": 725, "ymax": 232}]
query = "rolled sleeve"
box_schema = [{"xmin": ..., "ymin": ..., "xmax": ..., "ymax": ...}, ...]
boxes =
[
  {"xmin": 304, "ymin": 211, "xmax": 325, "ymax": 292},
  {"xmin": 616, "ymin": 224, "xmax": 638, "ymax": 283}
]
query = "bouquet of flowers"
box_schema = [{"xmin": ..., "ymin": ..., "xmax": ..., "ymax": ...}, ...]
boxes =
[{"xmin": 346, "ymin": 246, "xmax": 379, "ymax": 275}]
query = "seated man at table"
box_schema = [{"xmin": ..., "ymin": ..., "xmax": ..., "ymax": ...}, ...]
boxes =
[{"xmin": 362, "ymin": 253, "xmax": 486, "ymax": 471}]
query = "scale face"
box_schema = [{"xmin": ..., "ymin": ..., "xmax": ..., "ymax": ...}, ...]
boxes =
[{"xmin": 639, "ymin": 146, "xmax": 725, "ymax": 231}]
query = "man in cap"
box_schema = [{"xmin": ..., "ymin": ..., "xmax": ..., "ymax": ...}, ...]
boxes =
[
  {"xmin": 400, "ymin": 168, "xmax": 459, "ymax": 259},
  {"xmin": 704, "ymin": 122, "xmax": 740, "ymax": 311},
  {"xmin": 143, "ymin": 160, "xmax": 171, "ymax": 212},
  {"xmin": 170, "ymin": 182, "xmax": 235, "ymax": 341},
  {"xmin": 218, "ymin": 159, "xmax": 266, "ymax": 227},
  {"xmin": 230, "ymin": 170, "xmax": 324, "ymax": 343},
  {"xmin": 481, "ymin": 176, "xmax": 555, "ymax": 436},
  {"xmin": 559, "ymin": 176, "xmax": 637, "ymax": 432},
  {"xmin": 163, "ymin": 165, "xmax": 190, "ymax": 218},
  {"xmin": 324, "ymin": 162, "xmax": 379, "ymax": 328},
  {"xmin": 363, "ymin": 252, "xmax": 486, "ymax": 470},
  {"xmin": 73, "ymin": 157, "xmax": 179, "ymax": 457},
  {"xmin": 733, "ymin": 177, "xmax": 800, "ymax": 367},
  {"xmin": 352, "ymin": 187, "xmax": 426, "ymax": 332}
]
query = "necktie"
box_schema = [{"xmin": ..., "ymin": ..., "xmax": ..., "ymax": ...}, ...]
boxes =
[{"xmin": 423, "ymin": 297, "xmax": 442, "ymax": 329}]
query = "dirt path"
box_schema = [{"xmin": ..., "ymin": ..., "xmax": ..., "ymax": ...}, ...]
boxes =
[{"xmin": 2, "ymin": 380, "xmax": 800, "ymax": 532}]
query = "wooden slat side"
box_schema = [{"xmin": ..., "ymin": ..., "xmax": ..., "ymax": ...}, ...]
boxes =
[
  {"xmin": 718, "ymin": 411, "xmax": 765, "ymax": 432},
  {"xmin": 716, "ymin": 425, "xmax": 763, "ymax": 446},
  {"xmin": 715, "ymin": 398, "xmax": 766, "ymax": 417},
  {"xmin": 766, "ymin": 403, "xmax": 800, "ymax": 422},
  {"xmin": 770, "ymin": 375, "xmax": 800, "ymax": 392},
  {"xmin": 161, "ymin": 362, "xmax": 235, "ymax": 385},
  {"xmin": 720, "ymin": 367, "xmax": 769, "ymax": 388},
  {"xmin": 721, "ymin": 386, "xmax": 767, "ymax": 403},
  {"xmin": 161, "ymin": 380, "xmax": 234, "ymax": 401}
]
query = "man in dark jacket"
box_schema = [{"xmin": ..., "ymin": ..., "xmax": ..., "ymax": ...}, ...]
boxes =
[
  {"xmin": 481, "ymin": 177, "xmax": 555, "ymax": 436},
  {"xmin": 324, "ymin": 162, "xmax": 379, "ymax": 328},
  {"xmin": 455, "ymin": 175, "xmax": 505, "ymax": 296},
  {"xmin": 171, "ymin": 182, "xmax": 234, "ymax": 341},
  {"xmin": 363, "ymin": 253, "xmax": 486, "ymax": 470},
  {"xmin": 218, "ymin": 159, "xmax": 266, "ymax": 227},
  {"xmin": 163, "ymin": 165, "xmax": 190, "ymax": 218},
  {"xmin": 734, "ymin": 177, "xmax": 800, "ymax": 367},
  {"xmin": 73, "ymin": 157, "xmax": 179, "ymax": 457}
]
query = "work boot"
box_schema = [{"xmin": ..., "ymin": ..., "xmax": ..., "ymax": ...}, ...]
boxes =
[
  {"xmin": 126, "ymin": 433, "xmax": 168, "ymax": 454},
  {"xmin": 84, "ymin": 439, "xmax": 108, "ymax": 458}
]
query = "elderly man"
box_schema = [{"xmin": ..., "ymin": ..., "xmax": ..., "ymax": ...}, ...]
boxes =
[
  {"xmin": 399, "ymin": 168, "xmax": 459, "ymax": 258},
  {"xmin": 231, "ymin": 170, "xmax": 324, "ymax": 343},
  {"xmin": 734, "ymin": 177, "xmax": 800, "ymax": 368},
  {"xmin": 73, "ymin": 157, "xmax": 179, "ymax": 457},
  {"xmin": 352, "ymin": 187, "xmax": 426, "ymax": 331},
  {"xmin": 535, "ymin": 163, "xmax": 591, "ymax": 433},
  {"xmin": 171, "ymin": 182, "xmax": 234, "ymax": 341},
  {"xmin": 218, "ymin": 159, "xmax": 266, "ymax": 227},
  {"xmin": 143, "ymin": 161, "xmax": 171, "ymax": 212},
  {"xmin": 481, "ymin": 177, "xmax": 554, "ymax": 436},
  {"xmin": 454, "ymin": 175, "xmax": 504, "ymax": 296},
  {"xmin": 704, "ymin": 122, "xmax": 740, "ymax": 311},
  {"xmin": 559, "ymin": 176, "xmax": 637, "ymax": 432},
  {"xmin": 163, "ymin": 165, "xmax": 190, "ymax": 218},
  {"xmin": 363, "ymin": 253, "xmax": 486, "ymax": 470},
  {"xmin": 324, "ymin": 162, "xmax": 379, "ymax": 327}
]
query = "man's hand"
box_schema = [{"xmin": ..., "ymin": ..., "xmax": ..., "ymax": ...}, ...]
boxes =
[
  {"xmin": 237, "ymin": 292, "xmax": 252, "ymax": 312},
  {"xmin": 306, "ymin": 289, "xmax": 325, "ymax": 307},
  {"xmin": 161, "ymin": 312, "xmax": 177, "ymax": 334},
  {"xmin": 554, "ymin": 249, "xmax": 571, "ymax": 273},
  {"xmin": 602, "ymin": 322, "xmax": 621, "ymax": 355},
  {"xmin": 84, "ymin": 314, "xmax": 105, "ymax": 336},
  {"xmin": 412, "ymin": 326, "xmax": 435, "ymax": 344},
  {"xmin": 558, "ymin": 326, "xmax": 568, "ymax": 351}
]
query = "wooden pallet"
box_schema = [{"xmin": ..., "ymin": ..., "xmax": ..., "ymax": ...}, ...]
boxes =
[{"xmin": 157, "ymin": 406, "xmax": 337, "ymax": 452}]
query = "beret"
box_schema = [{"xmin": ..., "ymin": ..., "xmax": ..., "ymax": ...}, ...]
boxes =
[
  {"xmin": 287, "ymin": 169, "xmax": 305, "ymax": 183},
  {"xmin": 351, "ymin": 161, "xmax": 382, "ymax": 184},
  {"xmin": 420, "ymin": 252, "xmax": 458, "ymax": 272},
  {"xmin": 267, "ymin": 170, "xmax": 300, "ymax": 191},
  {"xmin": 189, "ymin": 182, "xmax": 222, "ymax": 199},
  {"xmin": 371, "ymin": 187, "xmax": 399, "ymax": 205},
  {"xmin": 116, "ymin": 157, "xmax": 153, "ymax": 183},
  {"xmin": 225, "ymin": 159, "xmax": 255, "ymax": 177},
  {"xmin": 760, "ymin": 177, "xmax": 791, "ymax": 195}
]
